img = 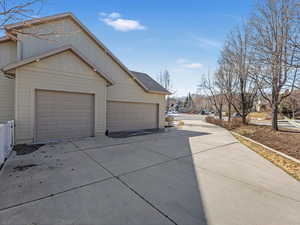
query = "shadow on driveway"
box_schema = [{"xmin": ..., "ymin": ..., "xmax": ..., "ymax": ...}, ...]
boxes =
[{"xmin": 0, "ymin": 128, "xmax": 211, "ymax": 225}]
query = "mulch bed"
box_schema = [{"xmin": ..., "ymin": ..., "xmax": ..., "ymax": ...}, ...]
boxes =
[
  {"xmin": 233, "ymin": 125, "xmax": 300, "ymax": 161},
  {"xmin": 206, "ymin": 116, "xmax": 300, "ymax": 161}
]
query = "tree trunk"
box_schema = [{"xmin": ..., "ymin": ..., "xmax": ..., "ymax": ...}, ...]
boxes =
[
  {"xmin": 228, "ymin": 103, "xmax": 231, "ymax": 122},
  {"xmin": 271, "ymin": 103, "xmax": 279, "ymax": 131},
  {"xmin": 292, "ymin": 104, "xmax": 295, "ymax": 120},
  {"xmin": 166, "ymin": 96, "xmax": 169, "ymax": 112},
  {"xmin": 292, "ymin": 110, "xmax": 295, "ymax": 120},
  {"xmin": 242, "ymin": 115, "xmax": 247, "ymax": 124},
  {"xmin": 219, "ymin": 104, "xmax": 223, "ymax": 120}
]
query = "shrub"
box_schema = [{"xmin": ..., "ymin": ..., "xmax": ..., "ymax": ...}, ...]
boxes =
[
  {"xmin": 165, "ymin": 115, "xmax": 174, "ymax": 122},
  {"xmin": 178, "ymin": 121, "xmax": 185, "ymax": 126},
  {"xmin": 205, "ymin": 116, "xmax": 247, "ymax": 130}
]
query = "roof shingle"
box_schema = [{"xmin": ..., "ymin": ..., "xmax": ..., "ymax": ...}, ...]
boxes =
[{"xmin": 131, "ymin": 71, "xmax": 171, "ymax": 95}]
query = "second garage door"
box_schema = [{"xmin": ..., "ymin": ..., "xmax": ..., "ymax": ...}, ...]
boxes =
[
  {"xmin": 35, "ymin": 90, "xmax": 95, "ymax": 142},
  {"xmin": 107, "ymin": 101, "xmax": 158, "ymax": 133}
]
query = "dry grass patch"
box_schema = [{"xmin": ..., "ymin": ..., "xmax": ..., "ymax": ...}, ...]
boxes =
[
  {"xmin": 178, "ymin": 121, "xmax": 185, "ymax": 127},
  {"xmin": 248, "ymin": 112, "xmax": 270, "ymax": 120}
]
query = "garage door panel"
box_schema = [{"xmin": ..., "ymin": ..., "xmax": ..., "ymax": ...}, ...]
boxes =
[
  {"xmin": 107, "ymin": 101, "xmax": 158, "ymax": 132},
  {"xmin": 36, "ymin": 90, "xmax": 94, "ymax": 142}
]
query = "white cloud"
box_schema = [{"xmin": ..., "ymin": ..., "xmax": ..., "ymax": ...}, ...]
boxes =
[
  {"xmin": 99, "ymin": 12, "xmax": 107, "ymax": 17},
  {"xmin": 195, "ymin": 37, "xmax": 221, "ymax": 48},
  {"xmin": 108, "ymin": 12, "xmax": 121, "ymax": 19},
  {"xmin": 99, "ymin": 12, "xmax": 146, "ymax": 32},
  {"xmin": 176, "ymin": 58, "xmax": 203, "ymax": 70},
  {"xmin": 176, "ymin": 58, "xmax": 188, "ymax": 64},
  {"xmin": 183, "ymin": 63, "xmax": 203, "ymax": 69}
]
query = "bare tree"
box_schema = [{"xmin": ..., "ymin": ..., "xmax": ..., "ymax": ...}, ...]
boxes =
[
  {"xmin": 199, "ymin": 72, "xmax": 225, "ymax": 120},
  {"xmin": 158, "ymin": 70, "xmax": 173, "ymax": 111},
  {"xmin": 0, "ymin": 0, "xmax": 44, "ymax": 30},
  {"xmin": 223, "ymin": 25, "xmax": 258, "ymax": 124},
  {"xmin": 158, "ymin": 70, "xmax": 171, "ymax": 91},
  {"xmin": 215, "ymin": 44, "xmax": 238, "ymax": 122},
  {"xmin": 280, "ymin": 90, "xmax": 300, "ymax": 118},
  {"xmin": 0, "ymin": 0, "xmax": 71, "ymax": 40},
  {"xmin": 249, "ymin": 0, "xmax": 300, "ymax": 130}
]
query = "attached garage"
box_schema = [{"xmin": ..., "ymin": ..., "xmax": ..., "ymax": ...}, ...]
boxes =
[
  {"xmin": 107, "ymin": 101, "xmax": 159, "ymax": 133},
  {"xmin": 35, "ymin": 90, "xmax": 95, "ymax": 142},
  {"xmin": 0, "ymin": 13, "xmax": 170, "ymax": 144}
]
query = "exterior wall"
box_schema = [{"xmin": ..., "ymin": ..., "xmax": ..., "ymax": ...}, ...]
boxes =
[
  {"xmin": 0, "ymin": 41, "xmax": 17, "ymax": 123},
  {"xmin": 18, "ymin": 18, "xmax": 166, "ymax": 128},
  {"xmin": 15, "ymin": 51, "xmax": 107, "ymax": 143}
]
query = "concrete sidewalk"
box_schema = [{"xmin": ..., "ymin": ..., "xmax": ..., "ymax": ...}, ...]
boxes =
[{"xmin": 0, "ymin": 119, "xmax": 299, "ymax": 225}]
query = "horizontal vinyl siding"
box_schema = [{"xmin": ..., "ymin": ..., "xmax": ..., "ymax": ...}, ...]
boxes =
[
  {"xmin": 15, "ymin": 51, "xmax": 107, "ymax": 143},
  {"xmin": 0, "ymin": 41, "xmax": 17, "ymax": 123},
  {"xmin": 18, "ymin": 18, "xmax": 166, "ymax": 128},
  {"xmin": 0, "ymin": 75, "xmax": 15, "ymax": 123},
  {"xmin": 0, "ymin": 41, "xmax": 17, "ymax": 66}
]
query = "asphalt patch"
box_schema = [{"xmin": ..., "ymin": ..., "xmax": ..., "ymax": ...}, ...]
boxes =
[
  {"xmin": 13, "ymin": 144, "xmax": 44, "ymax": 155},
  {"xmin": 108, "ymin": 129, "xmax": 164, "ymax": 138}
]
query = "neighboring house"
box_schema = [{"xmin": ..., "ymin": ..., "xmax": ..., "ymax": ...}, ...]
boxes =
[{"xmin": 0, "ymin": 12, "xmax": 170, "ymax": 144}]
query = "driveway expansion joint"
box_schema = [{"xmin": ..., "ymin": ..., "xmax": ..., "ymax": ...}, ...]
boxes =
[
  {"xmin": 0, "ymin": 176, "xmax": 115, "ymax": 213},
  {"xmin": 76, "ymin": 142, "xmax": 179, "ymax": 225}
]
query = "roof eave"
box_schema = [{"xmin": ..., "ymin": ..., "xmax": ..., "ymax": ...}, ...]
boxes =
[
  {"xmin": 4, "ymin": 12, "xmax": 73, "ymax": 31},
  {"xmin": 0, "ymin": 36, "xmax": 12, "ymax": 43},
  {"xmin": 146, "ymin": 89, "xmax": 172, "ymax": 95},
  {"xmin": 3, "ymin": 12, "xmax": 146, "ymax": 92},
  {"xmin": 1, "ymin": 45, "xmax": 115, "ymax": 86}
]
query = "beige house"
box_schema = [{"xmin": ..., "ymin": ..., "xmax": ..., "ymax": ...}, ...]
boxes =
[{"xmin": 0, "ymin": 13, "xmax": 170, "ymax": 144}]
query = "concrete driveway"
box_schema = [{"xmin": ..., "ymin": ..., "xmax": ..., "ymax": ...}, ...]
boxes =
[{"xmin": 0, "ymin": 119, "xmax": 299, "ymax": 225}]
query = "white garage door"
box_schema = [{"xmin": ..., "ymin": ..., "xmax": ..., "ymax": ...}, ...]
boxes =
[
  {"xmin": 36, "ymin": 90, "xmax": 95, "ymax": 142},
  {"xmin": 107, "ymin": 101, "xmax": 158, "ymax": 133}
]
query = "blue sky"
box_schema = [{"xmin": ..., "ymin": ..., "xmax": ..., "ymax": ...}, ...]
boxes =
[{"xmin": 40, "ymin": 0, "xmax": 253, "ymax": 96}]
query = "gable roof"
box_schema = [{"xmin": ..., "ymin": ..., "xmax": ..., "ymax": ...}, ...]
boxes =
[
  {"xmin": 1, "ymin": 45, "xmax": 114, "ymax": 86},
  {"xmin": 0, "ymin": 36, "xmax": 12, "ymax": 43},
  {"xmin": 131, "ymin": 71, "xmax": 171, "ymax": 95},
  {"xmin": 4, "ymin": 12, "xmax": 168, "ymax": 95}
]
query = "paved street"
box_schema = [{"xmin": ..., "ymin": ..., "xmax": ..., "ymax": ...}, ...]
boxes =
[
  {"xmin": 0, "ymin": 117, "xmax": 299, "ymax": 225},
  {"xmin": 250, "ymin": 119, "xmax": 300, "ymax": 130}
]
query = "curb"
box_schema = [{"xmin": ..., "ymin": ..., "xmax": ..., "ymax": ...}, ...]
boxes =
[
  {"xmin": 231, "ymin": 131, "xmax": 300, "ymax": 165},
  {"xmin": 284, "ymin": 116, "xmax": 300, "ymax": 129}
]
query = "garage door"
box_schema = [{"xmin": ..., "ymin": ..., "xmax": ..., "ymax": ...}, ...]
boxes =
[
  {"xmin": 107, "ymin": 101, "xmax": 158, "ymax": 133},
  {"xmin": 35, "ymin": 90, "xmax": 94, "ymax": 142}
]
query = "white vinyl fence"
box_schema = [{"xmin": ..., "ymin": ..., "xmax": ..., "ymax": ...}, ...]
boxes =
[{"xmin": 0, "ymin": 121, "xmax": 14, "ymax": 166}]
